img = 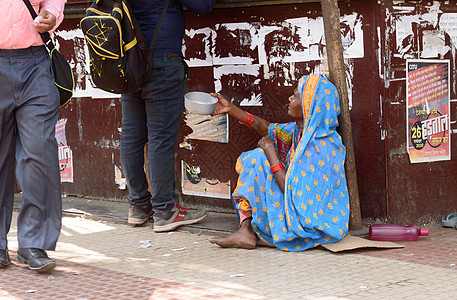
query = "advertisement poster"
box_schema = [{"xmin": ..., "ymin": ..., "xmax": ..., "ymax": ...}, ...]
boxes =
[
  {"xmin": 406, "ymin": 59, "xmax": 450, "ymax": 163},
  {"xmin": 55, "ymin": 119, "xmax": 74, "ymax": 182},
  {"xmin": 181, "ymin": 161, "xmax": 231, "ymax": 199},
  {"xmin": 184, "ymin": 113, "xmax": 229, "ymax": 143}
]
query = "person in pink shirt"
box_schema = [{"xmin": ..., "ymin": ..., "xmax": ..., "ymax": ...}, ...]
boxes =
[{"xmin": 0, "ymin": 0, "xmax": 66, "ymax": 273}]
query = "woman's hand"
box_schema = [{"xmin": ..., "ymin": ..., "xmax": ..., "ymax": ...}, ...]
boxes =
[
  {"xmin": 258, "ymin": 136, "xmax": 275, "ymax": 152},
  {"xmin": 258, "ymin": 136, "xmax": 285, "ymax": 192},
  {"xmin": 211, "ymin": 93, "xmax": 232, "ymax": 116},
  {"xmin": 210, "ymin": 92, "xmax": 271, "ymax": 137}
]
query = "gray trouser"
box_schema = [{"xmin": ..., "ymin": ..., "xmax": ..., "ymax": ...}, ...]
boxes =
[{"xmin": 0, "ymin": 46, "xmax": 62, "ymax": 251}]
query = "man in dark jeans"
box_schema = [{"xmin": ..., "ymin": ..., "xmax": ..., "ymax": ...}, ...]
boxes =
[{"xmin": 122, "ymin": 0, "xmax": 214, "ymax": 231}]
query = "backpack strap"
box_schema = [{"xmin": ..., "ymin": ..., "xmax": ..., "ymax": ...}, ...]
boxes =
[
  {"xmin": 149, "ymin": 0, "xmax": 171, "ymax": 51},
  {"xmin": 21, "ymin": 0, "xmax": 56, "ymax": 51}
]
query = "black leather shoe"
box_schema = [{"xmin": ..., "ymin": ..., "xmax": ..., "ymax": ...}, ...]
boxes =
[
  {"xmin": 17, "ymin": 248, "xmax": 56, "ymax": 272},
  {"xmin": 0, "ymin": 249, "xmax": 10, "ymax": 268}
]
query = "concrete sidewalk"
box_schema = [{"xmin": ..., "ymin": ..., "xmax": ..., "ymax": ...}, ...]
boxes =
[
  {"xmin": 1, "ymin": 194, "xmax": 456, "ymax": 299},
  {"xmin": 42, "ymin": 194, "xmax": 240, "ymax": 237}
]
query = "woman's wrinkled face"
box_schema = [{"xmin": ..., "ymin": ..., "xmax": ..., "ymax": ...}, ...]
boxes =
[{"xmin": 288, "ymin": 87, "xmax": 303, "ymax": 120}]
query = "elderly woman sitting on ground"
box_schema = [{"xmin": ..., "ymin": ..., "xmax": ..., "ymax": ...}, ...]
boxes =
[{"xmin": 209, "ymin": 75, "xmax": 350, "ymax": 252}]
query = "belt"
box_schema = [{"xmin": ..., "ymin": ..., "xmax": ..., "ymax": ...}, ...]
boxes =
[
  {"xmin": 168, "ymin": 53, "xmax": 180, "ymax": 57},
  {"xmin": 0, "ymin": 45, "xmax": 46, "ymax": 57}
]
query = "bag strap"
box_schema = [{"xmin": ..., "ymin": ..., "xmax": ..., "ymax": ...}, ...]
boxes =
[
  {"xmin": 149, "ymin": 0, "xmax": 170, "ymax": 50},
  {"xmin": 21, "ymin": 0, "xmax": 56, "ymax": 51},
  {"xmin": 23, "ymin": 0, "xmax": 168, "ymax": 52}
]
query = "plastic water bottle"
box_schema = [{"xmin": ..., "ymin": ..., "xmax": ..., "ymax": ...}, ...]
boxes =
[{"xmin": 369, "ymin": 224, "xmax": 429, "ymax": 241}]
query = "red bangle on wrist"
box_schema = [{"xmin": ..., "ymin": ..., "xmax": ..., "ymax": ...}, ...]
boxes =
[
  {"xmin": 239, "ymin": 112, "xmax": 254, "ymax": 126},
  {"xmin": 270, "ymin": 163, "xmax": 285, "ymax": 173}
]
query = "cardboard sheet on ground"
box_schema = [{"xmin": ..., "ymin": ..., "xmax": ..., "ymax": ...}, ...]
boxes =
[{"xmin": 320, "ymin": 234, "xmax": 404, "ymax": 252}]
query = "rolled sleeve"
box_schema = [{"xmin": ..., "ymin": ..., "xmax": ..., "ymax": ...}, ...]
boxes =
[{"xmin": 41, "ymin": 0, "xmax": 66, "ymax": 30}]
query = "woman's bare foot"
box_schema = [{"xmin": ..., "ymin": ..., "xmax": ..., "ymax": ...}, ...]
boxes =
[
  {"xmin": 256, "ymin": 238, "xmax": 274, "ymax": 247},
  {"xmin": 209, "ymin": 218, "xmax": 257, "ymax": 249}
]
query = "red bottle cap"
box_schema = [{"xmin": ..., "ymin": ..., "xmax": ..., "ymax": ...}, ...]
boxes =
[{"xmin": 419, "ymin": 229, "xmax": 429, "ymax": 236}]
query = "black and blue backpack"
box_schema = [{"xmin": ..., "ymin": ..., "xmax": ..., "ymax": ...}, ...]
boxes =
[{"xmin": 80, "ymin": 0, "xmax": 169, "ymax": 94}]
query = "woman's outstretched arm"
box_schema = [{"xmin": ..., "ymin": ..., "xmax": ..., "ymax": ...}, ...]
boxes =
[{"xmin": 211, "ymin": 93, "xmax": 270, "ymax": 137}]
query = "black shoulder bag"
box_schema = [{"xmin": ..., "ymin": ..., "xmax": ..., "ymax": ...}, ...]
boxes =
[{"xmin": 22, "ymin": 0, "xmax": 75, "ymax": 108}]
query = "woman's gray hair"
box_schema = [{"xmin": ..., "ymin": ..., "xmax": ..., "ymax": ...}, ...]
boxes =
[{"xmin": 297, "ymin": 76, "xmax": 307, "ymax": 94}]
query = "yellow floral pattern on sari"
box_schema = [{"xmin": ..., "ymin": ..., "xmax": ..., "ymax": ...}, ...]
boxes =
[{"xmin": 232, "ymin": 75, "xmax": 350, "ymax": 252}]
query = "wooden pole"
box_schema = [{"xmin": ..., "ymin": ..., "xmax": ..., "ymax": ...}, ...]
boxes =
[{"xmin": 320, "ymin": 0, "xmax": 363, "ymax": 230}]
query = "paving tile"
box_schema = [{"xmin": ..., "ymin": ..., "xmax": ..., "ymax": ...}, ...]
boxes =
[
  {"xmin": 0, "ymin": 254, "xmax": 244, "ymax": 300},
  {"xmin": 3, "ymin": 212, "xmax": 457, "ymax": 299},
  {"xmin": 358, "ymin": 226, "xmax": 457, "ymax": 269}
]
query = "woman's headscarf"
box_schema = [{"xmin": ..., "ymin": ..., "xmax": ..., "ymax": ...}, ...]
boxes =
[{"xmin": 278, "ymin": 75, "xmax": 350, "ymax": 250}]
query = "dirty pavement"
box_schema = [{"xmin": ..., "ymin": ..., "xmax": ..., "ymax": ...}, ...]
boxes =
[{"xmin": 0, "ymin": 194, "xmax": 456, "ymax": 299}]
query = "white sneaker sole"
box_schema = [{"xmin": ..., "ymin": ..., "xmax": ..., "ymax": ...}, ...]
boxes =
[{"xmin": 128, "ymin": 211, "xmax": 154, "ymax": 226}]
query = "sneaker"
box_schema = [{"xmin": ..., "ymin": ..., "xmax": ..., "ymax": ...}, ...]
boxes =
[
  {"xmin": 153, "ymin": 204, "xmax": 208, "ymax": 232},
  {"xmin": 128, "ymin": 204, "xmax": 153, "ymax": 226}
]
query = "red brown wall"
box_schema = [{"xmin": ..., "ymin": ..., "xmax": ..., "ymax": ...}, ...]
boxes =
[
  {"xmin": 57, "ymin": 0, "xmax": 457, "ymax": 224},
  {"xmin": 380, "ymin": 1, "xmax": 457, "ymax": 224}
]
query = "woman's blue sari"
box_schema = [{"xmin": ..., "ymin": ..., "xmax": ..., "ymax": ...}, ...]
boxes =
[{"xmin": 232, "ymin": 75, "xmax": 350, "ymax": 251}]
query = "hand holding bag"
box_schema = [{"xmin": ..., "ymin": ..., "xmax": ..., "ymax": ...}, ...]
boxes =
[{"xmin": 22, "ymin": 0, "xmax": 75, "ymax": 108}]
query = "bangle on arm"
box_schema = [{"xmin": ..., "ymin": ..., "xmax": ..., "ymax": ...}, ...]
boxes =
[
  {"xmin": 239, "ymin": 112, "xmax": 254, "ymax": 126},
  {"xmin": 270, "ymin": 163, "xmax": 285, "ymax": 173}
]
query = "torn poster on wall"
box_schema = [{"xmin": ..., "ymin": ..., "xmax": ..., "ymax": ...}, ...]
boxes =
[
  {"xmin": 183, "ymin": 27, "xmax": 213, "ymax": 67},
  {"xmin": 393, "ymin": 2, "xmax": 454, "ymax": 60},
  {"xmin": 58, "ymin": 12, "xmax": 363, "ymax": 103},
  {"xmin": 56, "ymin": 119, "xmax": 74, "ymax": 182},
  {"xmin": 114, "ymin": 165, "xmax": 127, "ymax": 190},
  {"xmin": 389, "ymin": 2, "xmax": 457, "ymax": 107},
  {"xmin": 406, "ymin": 59, "xmax": 450, "ymax": 163},
  {"xmin": 184, "ymin": 113, "xmax": 229, "ymax": 143},
  {"xmin": 54, "ymin": 29, "xmax": 120, "ymax": 99},
  {"xmin": 214, "ymin": 65, "xmax": 262, "ymax": 106},
  {"xmin": 181, "ymin": 161, "xmax": 231, "ymax": 199},
  {"xmin": 183, "ymin": 13, "xmax": 363, "ymax": 107}
]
